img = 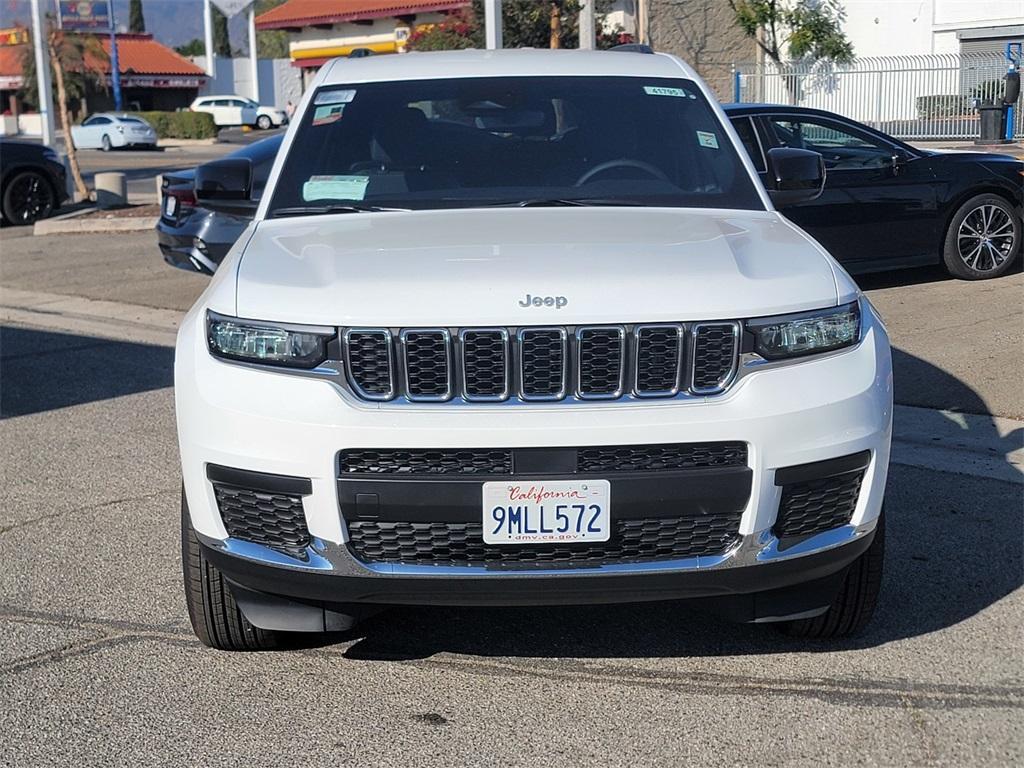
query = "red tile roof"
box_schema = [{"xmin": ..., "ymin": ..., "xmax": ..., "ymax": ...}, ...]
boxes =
[
  {"xmin": 255, "ymin": 0, "xmax": 468, "ymax": 30},
  {"xmin": 0, "ymin": 34, "xmax": 204, "ymax": 80}
]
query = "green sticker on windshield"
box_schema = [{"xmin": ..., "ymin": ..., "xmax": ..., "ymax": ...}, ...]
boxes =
[
  {"xmin": 302, "ymin": 175, "xmax": 369, "ymax": 202},
  {"xmin": 696, "ymin": 131, "xmax": 719, "ymax": 149},
  {"xmin": 644, "ymin": 86, "xmax": 687, "ymax": 97},
  {"xmin": 312, "ymin": 104, "xmax": 345, "ymax": 126}
]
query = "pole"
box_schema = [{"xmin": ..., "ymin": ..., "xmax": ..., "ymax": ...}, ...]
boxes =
[
  {"xmin": 579, "ymin": 0, "xmax": 595, "ymax": 50},
  {"xmin": 248, "ymin": 3, "xmax": 260, "ymax": 102},
  {"xmin": 637, "ymin": 0, "xmax": 648, "ymax": 46},
  {"xmin": 109, "ymin": 2, "xmax": 122, "ymax": 112},
  {"xmin": 484, "ymin": 0, "xmax": 502, "ymax": 50},
  {"xmin": 203, "ymin": 0, "xmax": 215, "ymax": 77},
  {"xmin": 29, "ymin": 0, "xmax": 55, "ymax": 146}
]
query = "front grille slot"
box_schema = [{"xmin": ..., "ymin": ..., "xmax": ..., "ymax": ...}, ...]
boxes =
[
  {"xmin": 519, "ymin": 328, "xmax": 568, "ymax": 400},
  {"xmin": 775, "ymin": 471, "xmax": 864, "ymax": 540},
  {"xmin": 343, "ymin": 329, "xmax": 394, "ymax": 400},
  {"xmin": 341, "ymin": 321, "xmax": 743, "ymax": 403},
  {"xmin": 576, "ymin": 326, "xmax": 625, "ymax": 398},
  {"xmin": 347, "ymin": 516, "xmax": 741, "ymax": 567},
  {"xmin": 401, "ymin": 329, "xmax": 452, "ymax": 401},
  {"xmin": 690, "ymin": 323, "xmax": 739, "ymax": 393},
  {"xmin": 213, "ymin": 483, "xmax": 310, "ymax": 554},
  {"xmin": 634, "ymin": 324, "xmax": 683, "ymax": 395},
  {"xmin": 461, "ymin": 329, "xmax": 509, "ymax": 401}
]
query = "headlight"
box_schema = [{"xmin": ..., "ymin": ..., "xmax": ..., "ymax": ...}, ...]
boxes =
[
  {"xmin": 746, "ymin": 301, "xmax": 861, "ymax": 360},
  {"xmin": 206, "ymin": 311, "xmax": 333, "ymax": 368}
]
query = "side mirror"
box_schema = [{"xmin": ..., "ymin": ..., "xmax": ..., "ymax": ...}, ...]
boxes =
[
  {"xmin": 764, "ymin": 147, "xmax": 825, "ymax": 207},
  {"xmin": 891, "ymin": 149, "xmax": 911, "ymax": 175},
  {"xmin": 194, "ymin": 157, "xmax": 257, "ymax": 215}
]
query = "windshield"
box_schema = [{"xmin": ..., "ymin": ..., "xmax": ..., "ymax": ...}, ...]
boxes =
[{"xmin": 267, "ymin": 76, "xmax": 763, "ymax": 216}]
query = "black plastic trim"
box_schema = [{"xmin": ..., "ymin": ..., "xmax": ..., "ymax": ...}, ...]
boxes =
[
  {"xmin": 206, "ymin": 463, "xmax": 312, "ymax": 496},
  {"xmin": 774, "ymin": 450, "xmax": 871, "ymax": 486}
]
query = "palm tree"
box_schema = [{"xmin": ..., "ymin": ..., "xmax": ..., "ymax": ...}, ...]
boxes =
[{"xmin": 20, "ymin": 24, "xmax": 108, "ymax": 200}]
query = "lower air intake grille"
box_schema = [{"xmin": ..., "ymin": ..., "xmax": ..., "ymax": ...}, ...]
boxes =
[
  {"xmin": 340, "ymin": 448, "xmax": 514, "ymax": 476},
  {"xmin": 347, "ymin": 515, "xmax": 741, "ymax": 566},
  {"xmin": 577, "ymin": 442, "xmax": 748, "ymax": 473},
  {"xmin": 213, "ymin": 483, "xmax": 310, "ymax": 554},
  {"xmin": 775, "ymin": 472, "xmax": 864, "ymax": 540}
]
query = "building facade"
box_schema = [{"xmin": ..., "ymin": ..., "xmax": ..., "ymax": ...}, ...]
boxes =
[{"xmin": 839, "ymin": 0, "xmax": 1023, "ymax": 58}]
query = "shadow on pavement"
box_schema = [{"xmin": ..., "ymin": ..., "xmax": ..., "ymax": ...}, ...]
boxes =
[{"xmin": 0, "ymin": 325, "xmax": 173, "ymax": 418}]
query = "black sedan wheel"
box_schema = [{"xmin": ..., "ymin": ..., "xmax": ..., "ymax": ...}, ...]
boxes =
[
  {"xmin": 943, "ymin": 194, "xmax": 1022, "ymax": 280},
  {"xmin": 1, "ymin": 170, "xmax": 56, "ymax": 225}
]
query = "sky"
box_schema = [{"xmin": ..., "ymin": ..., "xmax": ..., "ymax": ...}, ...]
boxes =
[{"xmin": 1, "ymin": 0, "xmax": 255, "ymax": 50}]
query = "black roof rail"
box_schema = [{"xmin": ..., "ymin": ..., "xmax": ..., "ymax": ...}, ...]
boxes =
[
  {"xmin": 348, "ymin": 48, "xmax": 375, "ymax": 58},
  {"xmin": 609, "ymin": 43, "xmax": 655, "ymax": 54}
]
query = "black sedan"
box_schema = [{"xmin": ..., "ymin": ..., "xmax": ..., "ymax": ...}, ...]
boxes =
[
  {"xmin": 0, "ymin": 138, "xmax": 69, "ymax": 225},
  {"xmin": 158, "ymin": 135, "xmax": 282, "ymax": 274},
  {"xmin": 724, "ymin": 104, "xmax": 1023, "ymax": 279}
]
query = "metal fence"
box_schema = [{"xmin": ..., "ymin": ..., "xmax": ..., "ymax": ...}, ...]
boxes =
[{"xmin": 734, "ymin": 53, "xmax": 1023, "ymax": 141}]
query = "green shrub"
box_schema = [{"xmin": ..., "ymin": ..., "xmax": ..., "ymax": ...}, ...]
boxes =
[
  {"xmin": 129, "ymin": 110, "xmax": 218, "ymax": 139},
  {"xmin": 916, "ymin": 94, "xmax": 971, "ymax": 119}
]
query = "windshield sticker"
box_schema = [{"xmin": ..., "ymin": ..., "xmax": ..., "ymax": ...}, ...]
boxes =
[
  {"xmin": 302, "ymin": 175, "xmax": 369, "ymax": 202},
  {"xmin": 644, "ymin": 86, "xmax": 688, "ymax": 98},
  {"xmin": 696, "ymin": 131, "xmax": 719, "ymax": 149},
  {"xmin": 314, "ymin": 88, "xmax": 357, "ymax": 105},
  {"xmin": 312, "ymin": 104, "xmax": 345, "ymax": 126}
]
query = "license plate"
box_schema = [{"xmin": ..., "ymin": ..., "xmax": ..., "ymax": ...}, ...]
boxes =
[
  {"xmin": 163, "ymin": 195, "xmax": 177, "ymax": 217},
  {"xmin": 482, "ymin": 480, "xmax": 611, "ymax": 545}
]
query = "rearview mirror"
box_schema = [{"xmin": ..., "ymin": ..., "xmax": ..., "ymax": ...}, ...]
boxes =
[
  {"xmin": 194, "ymin": 157, "xmax": 257, "ymax": 215},
  {"xmin": 764, "ymin": 147, "xmax": 825, "ymax": 207}
]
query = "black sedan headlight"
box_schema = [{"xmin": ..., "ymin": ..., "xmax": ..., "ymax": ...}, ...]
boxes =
[
  {"xmin": 746, "ymin": 301, "xmax": 861, "ymax": 360},
  {"xmin": 206, "ymin": 311, "xmax": 333, "ymax": 368}
]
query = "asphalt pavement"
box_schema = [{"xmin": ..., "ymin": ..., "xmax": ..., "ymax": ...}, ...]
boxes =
[{"xmin": 0, "ymin": 230, "xmax": 1021, "ymax": 766}]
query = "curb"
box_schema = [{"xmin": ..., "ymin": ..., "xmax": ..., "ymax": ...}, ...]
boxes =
[{"xmin": 34, "ymin": 211, "xmax": 159, "ymax": 235}]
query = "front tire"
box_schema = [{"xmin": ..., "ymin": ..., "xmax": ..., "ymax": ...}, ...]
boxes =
[
  {"xmin": 256, "ymin": 115, "xmax": 272, "ymax": 130},
  {"xmin": 942, "ymin": 194, "xmax": 1021, "ymax": 280},
  {"xmin": 101, "ymin": 134, "xmax": 112, "ymax": 151},
  {"xmin": 181, "ymin": 489, "xmax": 280, "ymax": 651},
  {"xmin": 778, "ymin": 511, "xmax": 885, "ymax": 639},
  {"xmin": 1, "ymin": 170, "xmax": 56, "ymax": 225}
]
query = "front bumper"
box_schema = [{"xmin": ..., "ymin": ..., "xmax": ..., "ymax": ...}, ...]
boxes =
[{"xmin": 176, "ymin": 299, "xmax": 893, "ymax": 617}]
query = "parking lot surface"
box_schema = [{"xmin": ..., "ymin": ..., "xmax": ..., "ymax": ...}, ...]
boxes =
[{"xmin": 0, "ymin": 229, "xmax": 1021, "ymax": 766}]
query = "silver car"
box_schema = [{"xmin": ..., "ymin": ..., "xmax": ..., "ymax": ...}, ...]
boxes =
[{"xmin": 71, "ymin": 113, "xmax": 158, "ymax": 151}]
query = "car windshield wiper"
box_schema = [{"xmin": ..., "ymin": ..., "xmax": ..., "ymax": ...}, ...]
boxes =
[
  {"xmin": 272, "ymin": 203, "xmax": 410, "ymax": 217},
  {"xmin": 489, "ymin": 198, "xmax": 647, "ymax": 208}
]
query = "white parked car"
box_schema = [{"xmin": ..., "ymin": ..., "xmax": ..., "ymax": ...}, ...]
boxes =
[
  {"xmin": 189, "ymin": 95, "xmax": 288, "ymax": 129},
  {"xmin": 71, "ymin": 113, "xmax": 157, "ymax": 150},
  {"xmin": 177, "ymin": 48, "xmax": 893, "ymax": 651}
]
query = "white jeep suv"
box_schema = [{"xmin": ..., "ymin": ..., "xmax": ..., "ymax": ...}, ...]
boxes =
[{"xmin": 177, "ymin": 49, "xmax": 892, "ymax": 651}]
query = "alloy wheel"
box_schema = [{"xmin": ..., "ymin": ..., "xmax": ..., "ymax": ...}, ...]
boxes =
[
  {"xmin": 957, "ymin": 204, "xmax": 1016, "ymax": 272},
  {"xmin": 7, "ymin": 172, "xmax": 53, "ymax": 223}
]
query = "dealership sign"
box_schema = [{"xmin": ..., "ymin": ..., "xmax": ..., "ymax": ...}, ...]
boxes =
[{"xmin": 59, "ymin": 1, "xmax": 113, "ymax": 31}]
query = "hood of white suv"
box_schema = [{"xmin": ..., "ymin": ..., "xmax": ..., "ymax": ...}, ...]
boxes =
[{"xmin": 233, "ymin": 207, "xmax": 841, "ymax": 326}]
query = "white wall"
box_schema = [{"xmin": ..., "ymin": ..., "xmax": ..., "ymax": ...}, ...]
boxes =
[
  {"xmin": 190, "ymin": 56, "xmax": 301, "ymax": 109},
  {"xmin": 841, "ymin": 0, "xmax": 1024, "ymax": 57}
]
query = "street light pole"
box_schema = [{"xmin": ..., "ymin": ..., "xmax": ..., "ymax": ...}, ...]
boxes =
[
  {"xmin": 203, "ymin": 0, "xmax": 215, "ymax": 77},
  {"xmin": 29, "ymin": 0, "xmax": 55, "ymax": 146},
  {"xmin": 484, "ymin": 0, "xmax": 502, "ymax": 50},
  {"xmin": 579, "ymin": 0, "xmax": 595, "ymax": 50},
  {"xmin": 248, "ymin": 3, "xmax": 259, "ymax": 102}
]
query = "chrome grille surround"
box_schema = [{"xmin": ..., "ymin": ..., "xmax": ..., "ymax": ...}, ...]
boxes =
[{"xmin": 340, "ymin": 322, "xmax": 741, "ymax": 405}]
